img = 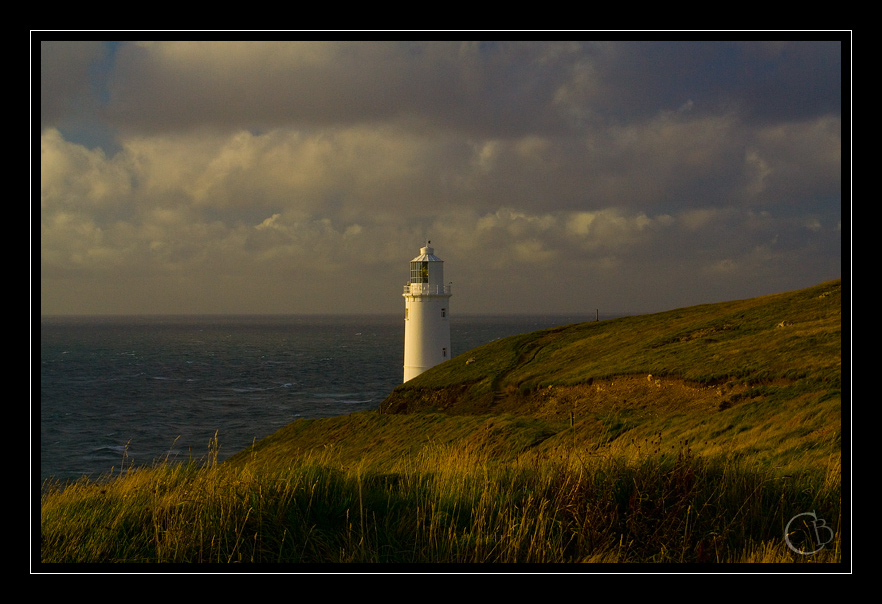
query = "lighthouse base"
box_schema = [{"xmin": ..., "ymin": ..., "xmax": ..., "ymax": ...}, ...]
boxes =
[{"xmin": 404, "ymin": 364, "xmax": 436, "ymax": 382}]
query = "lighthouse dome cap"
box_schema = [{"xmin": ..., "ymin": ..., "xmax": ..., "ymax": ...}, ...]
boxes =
[{"xmin": 412, "ymin": 245, "xmax": 442, "ymax": 262}]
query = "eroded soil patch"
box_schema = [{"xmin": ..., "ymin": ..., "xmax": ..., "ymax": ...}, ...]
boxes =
[{"xmin": 465, "ymin": 375, "xmax": 766, "ymax": 420}]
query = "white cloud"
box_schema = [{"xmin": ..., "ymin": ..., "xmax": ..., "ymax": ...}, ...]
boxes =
[
  {"xmin": 565, "ymin": 209, "xmax": 661, "ymax": 250},
  {"xmin": 40, "ymin": 129, "xmax": 133, "ymax": 210}
]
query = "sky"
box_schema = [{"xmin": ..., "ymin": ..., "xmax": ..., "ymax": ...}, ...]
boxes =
[{"xmin": 38, "ymin": 40, "xmax": 845, "ymax": 316}]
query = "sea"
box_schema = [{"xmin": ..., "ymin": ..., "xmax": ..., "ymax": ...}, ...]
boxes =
[{"xmin": 38, "ymin": 314, "xmax": 599, "ymax": 484}]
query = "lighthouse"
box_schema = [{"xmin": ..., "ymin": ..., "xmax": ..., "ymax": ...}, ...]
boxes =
[{"xmin": 403, "ymin": 242, "xmax": 452, "ymax": 382}]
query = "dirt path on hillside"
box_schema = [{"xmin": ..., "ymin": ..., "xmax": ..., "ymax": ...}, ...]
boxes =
[
  {"xmin": 486, "ymin": 374, "xmax": 754, "ymax": 421},
  {"xmin": 381, "ymin": 373, "xmax": 773, "ymax": 419}
]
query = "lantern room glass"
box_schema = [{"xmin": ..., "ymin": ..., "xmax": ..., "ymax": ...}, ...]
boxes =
[{"xmin": 411, "ymin": 261, "xmax": 429, "ymax": 284}]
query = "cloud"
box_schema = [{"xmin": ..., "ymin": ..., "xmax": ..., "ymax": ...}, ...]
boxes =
[
  {"xmin": 40, "ymin": 41, "xmax": 106, "ymax": 126},
  {"xmin": 743, "ymin": 116, "xmax": 842, "ymax": 204},
  {"xmin": 40, "ymin": 128, "xmax": 132, "ymax": 211},
  {"xmin": 38, "ymin": 40, "xmax": 844, "ymax": 315},
  {"xmin": 98, "ymin": 41, "xmax": 592, "ymax": 137}
]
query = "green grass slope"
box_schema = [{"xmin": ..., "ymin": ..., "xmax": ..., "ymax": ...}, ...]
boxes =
[
  {"xmin": 383, "ymin": 279, "xmax": 841, "ymax": 404},
  {"xmin": 230, "ymin": 279, "xmax": 841, "ymax": 475}
]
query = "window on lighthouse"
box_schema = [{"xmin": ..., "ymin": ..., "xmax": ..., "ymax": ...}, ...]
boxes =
[{"xmin": 411, "ymin": 261, "xmax": 429, "ymax": 284}]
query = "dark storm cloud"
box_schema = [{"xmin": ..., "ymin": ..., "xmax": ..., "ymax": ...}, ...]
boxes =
[
  {"xmin": 574, "ymin": 41, "xmax": 841, "ymax": 125},
  {"xmin": 98, "ymin": 41, "xmax": 594, "ymax": 137},
  {"xmin": 44, "ymin": 40, "xmax": 843, "ymax": 139}
]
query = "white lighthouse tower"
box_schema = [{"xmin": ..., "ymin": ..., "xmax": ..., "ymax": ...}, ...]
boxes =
[{"xmin": 403, "ymin": 242, "xmax": 452, "ymax": 382}]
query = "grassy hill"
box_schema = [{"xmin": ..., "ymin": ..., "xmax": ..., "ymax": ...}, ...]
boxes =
[
  {"xmin": 40, "ymin": 280, "xmax": 843, "ymax": 564},
  {"xmin": 230, "ymin": 278, "xmax": 841, "ymax": 474}
]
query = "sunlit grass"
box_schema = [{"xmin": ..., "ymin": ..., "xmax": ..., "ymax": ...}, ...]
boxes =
[
  {"xmin": 41, "ymin": 434, "xmax": 841, "ymax": 564},
  {"xmin": 387, "ymin": 280, "xmax": 841, "ymax": 411}
]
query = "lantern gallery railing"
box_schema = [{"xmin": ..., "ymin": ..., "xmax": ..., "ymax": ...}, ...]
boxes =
[{"xmin": 403, "ymin": 283, "xmax": 452, "ymax": 295}]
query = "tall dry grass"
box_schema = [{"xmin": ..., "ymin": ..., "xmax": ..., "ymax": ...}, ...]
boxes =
[{"xmin": 40, "ymin": 434, "xmax": 841, "ymax": 564}]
